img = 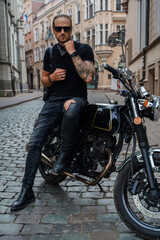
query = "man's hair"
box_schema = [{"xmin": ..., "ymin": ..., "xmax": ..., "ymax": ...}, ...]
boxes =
[{"xmin": 52, "ymin": 14, "xmax": 72, "ymax": 28}]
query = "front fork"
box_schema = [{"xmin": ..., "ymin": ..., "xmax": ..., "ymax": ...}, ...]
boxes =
[
  {"xmin": 130, "ymin": 97, "xmax": 159, "ymax": 197},
  {"xmin": 135, "ymin": 124, "xmax": 158, "ymax": 197}
]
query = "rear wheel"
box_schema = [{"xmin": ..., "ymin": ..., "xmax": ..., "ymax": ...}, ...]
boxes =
[
  {"xmin": 114, "ymin": 151, "xmax": 160, "ymax": 240},
  {"xmin": 39, "ymin": 161, "xmax": 66, "ymax": 184},
  {"xmin": 39, "ymin": 133, "xmax": 66, "ymax": 184}
]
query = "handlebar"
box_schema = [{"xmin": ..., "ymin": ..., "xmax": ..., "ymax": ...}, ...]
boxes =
[
  {"xmin": 103, "ymin": 63, "xmax": 136, "ymax": 96},
  {"xmin": 103, "ymin": 64, "xmax": 119, "ymax": 76}
]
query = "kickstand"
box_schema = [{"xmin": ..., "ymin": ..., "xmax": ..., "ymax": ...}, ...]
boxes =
[{"xmin": 98, "ymin": 182, "xmax": 105, "ymax": 192}]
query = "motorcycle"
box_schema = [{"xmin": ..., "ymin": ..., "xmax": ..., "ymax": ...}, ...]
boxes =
[{"xmin": 38, "ymin": 33, "xmax": 160, "ymax": 240}]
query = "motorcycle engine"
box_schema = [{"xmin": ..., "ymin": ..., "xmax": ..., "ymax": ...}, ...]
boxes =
[{"xmin": 72, "ymin": 132, "xmax": 116, "ymax": 178}]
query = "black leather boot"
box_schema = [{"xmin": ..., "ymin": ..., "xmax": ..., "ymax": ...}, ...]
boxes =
[
  {"xmin": 52, "ymin": 152, "xmax": 70, "ymax": 175},
  {"xmin": 11, "ymin": 186, "xmax": 35, "ymax": 211}
]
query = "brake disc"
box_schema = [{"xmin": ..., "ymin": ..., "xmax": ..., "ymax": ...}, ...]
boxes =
[{"xmin": 133, "ymin": 171, "xmax": 160, "ymax": 219}]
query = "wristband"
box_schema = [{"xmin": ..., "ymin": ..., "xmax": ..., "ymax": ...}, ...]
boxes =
[
  {"xmin": 70, "ymin": 51, "xmax": 78, "ymax": 57},
  {"xmin": 48, "ymin": 74, "xmax": 52, "ymax": 83}
]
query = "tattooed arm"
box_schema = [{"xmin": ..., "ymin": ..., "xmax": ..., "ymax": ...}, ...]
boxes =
[
  {"xmin": 64, "ymin": 40, "xmax": 95, "ymax": 83},
  {"xmin": 71, "ymin": 56, "xmax": 95, "ymax": 83}
]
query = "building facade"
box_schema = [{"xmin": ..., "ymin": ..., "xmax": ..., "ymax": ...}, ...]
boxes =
[
  {"xmin": 0, "ymin": 0, "xmax": 28, "ymax": 96},
  {"xmin": 123, "ymin": 0, "xmax": 160, "ymax": 95},
  {"xmin": 32, "ymin": 0, "xmax": 126, "ymax": 90},
  {"xmin": 24, "ymin": 0, "xmax": 45, "ymax": 91}
]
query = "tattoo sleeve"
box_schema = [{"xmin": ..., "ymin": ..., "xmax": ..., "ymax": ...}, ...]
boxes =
[{"xmin": 71, "ymin": 55, "xmax": 95, "ymax": 82}]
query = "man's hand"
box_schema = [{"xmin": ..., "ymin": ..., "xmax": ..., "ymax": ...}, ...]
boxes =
[
  {"xmin": 64, "ymin": 40, "xmax": 75, "ymax": 55},
  {"xmin": 41, "ymin": 68, "xmax": 66, "ymax": 87},
  {"xmin": 50, "ymin": 68, "xmax": 66, "ymax": 82}
]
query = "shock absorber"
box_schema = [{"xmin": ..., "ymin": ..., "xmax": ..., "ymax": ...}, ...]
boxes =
[{"xmin": 130, "ymin": 97, "xmax": 158, "ymax": 197}]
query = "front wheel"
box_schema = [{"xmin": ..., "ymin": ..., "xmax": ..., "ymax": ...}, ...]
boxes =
[{"xmin": 114, "ymin": 151, "xmax": 160, "ymax": 240}]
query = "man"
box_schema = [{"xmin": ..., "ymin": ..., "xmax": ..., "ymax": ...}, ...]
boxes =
[{"xmin": 11, "ymin": 14, "xmax": 95, "ymax": 211}]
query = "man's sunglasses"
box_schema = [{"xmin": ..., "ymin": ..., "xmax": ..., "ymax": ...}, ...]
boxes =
[{"xmin": 54, "ymin": 26, "xmax": 71, "ymax": 32}]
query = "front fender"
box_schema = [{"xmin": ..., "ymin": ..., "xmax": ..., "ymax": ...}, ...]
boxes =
[
  {"xmin": 116, "ymin": 151, "xmax": 143, "ymax": 172},
  {"xmin": 116, "ymin": 148, "xmax": 160, "ymax": 172}
]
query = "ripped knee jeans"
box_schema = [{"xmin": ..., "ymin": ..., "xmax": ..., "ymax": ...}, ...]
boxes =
[{"xmin": 22, "ymin": 96, "xmax": 87, "ymax": 187}]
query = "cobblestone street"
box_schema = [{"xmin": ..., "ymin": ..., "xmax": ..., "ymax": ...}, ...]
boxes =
[{"xmin": 0, "ymin": 90, "xmax": 159, "ymax": 240}]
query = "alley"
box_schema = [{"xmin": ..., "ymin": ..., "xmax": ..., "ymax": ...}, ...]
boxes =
[{"xmin": 0, "ymin": 90, "xmax": 159, "ymax": 240}]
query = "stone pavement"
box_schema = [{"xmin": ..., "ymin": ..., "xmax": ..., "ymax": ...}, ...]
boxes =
[{"xmin": 0, "ymin": 90, "xmax": 159, "ymax": 240}]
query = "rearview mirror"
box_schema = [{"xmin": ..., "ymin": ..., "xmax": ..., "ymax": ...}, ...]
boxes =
[{"xmin": 108, "ymin": 32, "xmax": 120, "ymax": 48}]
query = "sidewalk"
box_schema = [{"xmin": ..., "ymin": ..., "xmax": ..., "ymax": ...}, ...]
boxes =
[{"xmin": 0, "ymin": 90, "xmax": 43, "ymax": 110}]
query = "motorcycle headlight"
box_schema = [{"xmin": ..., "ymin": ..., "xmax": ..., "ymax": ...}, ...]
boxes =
[{"xmin": 139, "ymin": 97, "xmax": 160, "ymax": 121}]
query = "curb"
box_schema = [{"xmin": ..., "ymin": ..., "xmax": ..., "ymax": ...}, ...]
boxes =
[{"xmin": 0, "ymin": 96, "xmax": 42, "ymax": 110}]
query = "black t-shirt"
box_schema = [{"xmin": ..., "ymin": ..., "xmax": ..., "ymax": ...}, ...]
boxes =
[{"xmin": 43, "ymin": 41, "xmax": 94, "ymax": 99}]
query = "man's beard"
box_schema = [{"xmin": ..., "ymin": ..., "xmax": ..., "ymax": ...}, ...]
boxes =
[{"xmin": 57, "ymin": 35, "xmax": 70, "ymax": 45}]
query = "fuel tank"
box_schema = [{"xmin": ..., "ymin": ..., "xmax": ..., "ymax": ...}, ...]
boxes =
[{"xmin": 80, "ymin": 103, "xmax": 122, "ymax": 134}]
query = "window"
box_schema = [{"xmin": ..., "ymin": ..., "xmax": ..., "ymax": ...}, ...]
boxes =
[
  {"xmin": 105, "ymin": 24, "xmax": 108, "ymax": 43},
  {"xmin": 67, "ymin": 9, "xmax": 72, "ymax": 19},
  {"xmin": 87, "ymin": 31, "xmax": 90, "ymax": 44},
  {"xmin": 100, "ymin": 0, "xmax": 103, "ymax": 10},
  {"xmin": 76, "ymin": 33, "xmax": 80, "ymax": 42},
  {"xmin": 76, "ymin": 5, "xmax": 80, "ymax": 24},
  {"xmin": 116, "ymin": 0, "xmax": 122, "ymax": 11},
  {"xmin": 28, "ymin": 22, "xmax": 31, "ymax": 32},
  {"xmin": 29, "ymin": 39, "xmax": 31, "ymax": 49},
  {"xmin": 41, "ymin": 23, "xmax": 44, "ymax": 39},
  {"xmin": 35, "ymin": 28, "xmax": 39, "ymax": 42},
  {"xmin": 92, "ymin": 29, "xmax": 95, "ymax": 47},
  {"xmin": 40, "ymin": 46, "xmax": 45, "ymax": 61},
  {"xmin": 100, "ymin": 24, "xmax": 103, "ymax": 44},
  {"xmin": 35, "ymin": 48, "xmax": 40, "ymax": 62},
  {"xmin": 105, "ymin": 0, "xmax": 108, "ymax": 10},
  {"xmin": 85, "ymin": 0, "xmax": 94, "ymax": 19},
  {"xmin": 86, "ymin": 0, "xmax": 89, "ymax": 18},
  {"xmin": 41, "ymin": 23, "xmax": 44, "ymax": 33},
  {"xmin": 116, "ymin": 25, "xmax": 120, "ymax": 32},
  {"xmin": 37, "ymin": 48, "xmax": 39, "ymax": 62},
  {"xmin": 99, "ymin": 0, "xmax": 109, "ymax": 10},
  {"xmin": 155, "ymin": 0, "xmax": 160, "ymax": 34},
  {"xmin": 34, "ymin": 49, "xmax": 36, "ymax": 62},
  {"xmin": 25, "ymin": 40, "xmax": 28, "ymax": 51},
  {"xmin": 116, "ymin": 25, "xmax": 125, "ymax": 44},
  {"xmin": 45, "ymin": 21, "xmax": 48, "ymax": 33},
  {"xmin": 29, "ymin": 56, "xmax": 32, "ymax": 66},
  {"xmin": 137, "ymin": 0, "xmax": 146, "ymax": 52},
  {"xmin": 89, "ymin": 0, "xmax": 94, "ymax": 18}
]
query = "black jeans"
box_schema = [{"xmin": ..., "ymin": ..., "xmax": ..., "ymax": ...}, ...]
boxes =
[{"xmin": 23, "ymin": 96, "xmax": 87, "ymax": 188}]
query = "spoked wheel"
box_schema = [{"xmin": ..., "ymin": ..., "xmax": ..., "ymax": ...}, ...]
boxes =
[
  {"xmin": 114, "ymin": 152, "xmax": 160, "ymax": 240},
  {"xmin": 39, "ymin": 133, "xmax": 66, "ymax": 184}
]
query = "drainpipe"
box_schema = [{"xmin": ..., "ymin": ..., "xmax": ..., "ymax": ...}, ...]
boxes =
[
  {"xmin": 17, "ymin": 20, "xmax": 23, "ymax": 93},
  {"xmin": 5, "ymin": 0, "xmax": 14, "ymax": 96},
  {"xmin": 142, "ymin": 0, "xmax": 150, "ymax": 81}
]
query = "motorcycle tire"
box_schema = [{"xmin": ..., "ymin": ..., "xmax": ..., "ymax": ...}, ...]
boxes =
[
  {"xmin": 114, "ymin": 153, "xmax": 160, "ymax": 240},
  {"xmin": 39, "ymin": 161, "xmax": 66, "ymax": 184}
]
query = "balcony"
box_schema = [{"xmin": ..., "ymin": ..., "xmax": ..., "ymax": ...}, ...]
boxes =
[{"xmin": 95, "ymin": 44, "xmax": 112, "ymax": 59}]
